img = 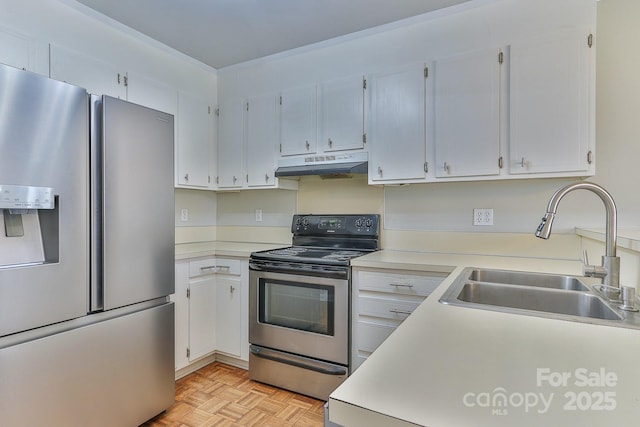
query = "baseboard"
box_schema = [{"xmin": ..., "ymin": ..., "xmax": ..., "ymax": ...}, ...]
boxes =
[{"xmin": 175, "ymin": 352, "xmax": 248, "ymax": 380}]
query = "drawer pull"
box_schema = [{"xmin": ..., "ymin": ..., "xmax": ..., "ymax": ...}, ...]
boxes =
[
  {"xmin": 390, "ymin": 283, "xmax": 413, "ymax": 288},
  {"xmin": 200, "ymin": 265, "xmax": 231, "ymax": 273},
  {"xmin": 389, "ymin": 309, "xmax": 412, "ymax": 316}
]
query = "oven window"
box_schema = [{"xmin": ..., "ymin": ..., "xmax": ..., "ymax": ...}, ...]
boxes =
[{"xmin": 258, "ymin": 279, "xmax": 334, "ymax": 336}]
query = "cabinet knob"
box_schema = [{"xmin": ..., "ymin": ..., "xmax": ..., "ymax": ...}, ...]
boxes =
[
  {"xmin": 328, "ymin": 138, "xmax": 333, "ymax": 148},
  {"xmin": 377, "ymin": 166, "xmax": 383, "ymax": 177},
  {"xmin": 233, "ymin": 176, "xmax": 237, "ymax": 184},
  {"xmin": 265, "ymin": 173, "xmax": 270, "ymax": 182},
  {"xmin": 230, "ymin": 285, "xmax": 235, "ymax": 294},
  {"xmin": 305, "ymin": 140, "xmax": 310, "ymax": 150},
  {"xmin": 184, "ymin": 173, "xmax": 189, "ymax": 182},
  {"xmin": 443, "ymin": 162, "xmax": 451, "ymax": 174}
]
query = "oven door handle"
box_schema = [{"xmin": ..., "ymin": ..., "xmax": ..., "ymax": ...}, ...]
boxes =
[{"xmin": 249, "ymin": 345, "xmax": 347, "ymax": 376}]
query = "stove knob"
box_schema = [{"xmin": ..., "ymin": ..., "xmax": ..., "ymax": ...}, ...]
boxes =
[
  {"xmin": 365, "ymin": 218, "xmax": 373, "ymax": 228},
  {"xmin": 302, "ymin": 217, "xmax": 310, "ymax": 227},
  {"xmin": 355, "ymin": 218, "xmax": 363, "ymax": 228}
]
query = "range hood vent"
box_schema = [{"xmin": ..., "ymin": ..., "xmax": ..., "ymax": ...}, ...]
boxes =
[{"xmin": 275, "ymin": 152, "xmax": 368, "ymax": 178}]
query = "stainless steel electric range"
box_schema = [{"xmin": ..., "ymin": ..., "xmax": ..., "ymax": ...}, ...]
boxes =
[{"xmin": 248, "ymin": 214, "xmax": 380, "ymax": 401}]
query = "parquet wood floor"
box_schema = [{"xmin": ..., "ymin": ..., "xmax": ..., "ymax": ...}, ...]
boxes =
[{"xmin": 141, "ymin": 362, "xmax": 325, "ymax": 427}]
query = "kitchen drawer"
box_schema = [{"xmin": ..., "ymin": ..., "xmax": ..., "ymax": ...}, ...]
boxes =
[
  {"xmin": 357, "ymin": 320, "xmax": 396, "ymax": 353},
  {"xmin": 189, "ymin": 257, "xmax": 242, "ymax": 277},
  {"xmin": 357, "ymin": 271, "xmax": 445, "ymax": 297},
  {"xmin": 358, "ymin": 295, "xmax": 420, "ymax": 321}
]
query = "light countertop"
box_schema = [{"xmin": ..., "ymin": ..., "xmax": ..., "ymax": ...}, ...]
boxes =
[
  {"xmin": 175, "ymin": 241, "xmax": 283, "ymax": 260},
  {"xmin": 330, "ymin": 251, "xmax": 640, "ymax": 426},
  {"xmin": 577, "ymin": 227, "xmax": 640, "ymax": 252}
]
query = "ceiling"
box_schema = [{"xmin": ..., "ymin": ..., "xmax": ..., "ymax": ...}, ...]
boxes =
[{"xmin": 74, "ymin": 0, "xmax": 472, "ymax": 69}]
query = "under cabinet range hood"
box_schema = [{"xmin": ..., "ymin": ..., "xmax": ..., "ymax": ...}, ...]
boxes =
[{"xmin": 275, "ymin": 152, "xmax": 368, "ymax": 178}]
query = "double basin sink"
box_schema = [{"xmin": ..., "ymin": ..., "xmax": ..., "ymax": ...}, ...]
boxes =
[{"xmin": 439, "ymin": 268, "xmax": 640, "ymax": 329}]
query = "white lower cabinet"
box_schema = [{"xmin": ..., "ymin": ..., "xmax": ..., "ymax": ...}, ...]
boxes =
[
  {"xmin": 188, "ymin": 275, "xmax": 217, "ymax": 361},
  {"xmin": 352, "ymin": 268, "xmax": 447, "ymax": 371},
  {"xmin": 174, "ymin": 257, "xmax": 248, "ymax": 373},
  {"xmin": 215, "ymin": 276, "xmax": 242, "ymax": 357}
]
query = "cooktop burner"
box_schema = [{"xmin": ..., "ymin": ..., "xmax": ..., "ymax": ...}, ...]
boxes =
[
  {"xmin": 254, "ymin": 246, "xmax": 368, "ymax": 264},
  {"xmin": 250, "ymin": 214, "xmax": 380, "ymax": 267}
]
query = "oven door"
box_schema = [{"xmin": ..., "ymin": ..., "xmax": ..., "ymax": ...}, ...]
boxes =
[{"xmin": 249, "ymin": 269, "xmax": 349, "ymax": 365}]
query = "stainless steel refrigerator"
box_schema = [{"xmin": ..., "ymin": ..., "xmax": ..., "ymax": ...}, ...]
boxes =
[{"xmin": 0, "ymin": 63, "xmax": 175, "ymax": 426}]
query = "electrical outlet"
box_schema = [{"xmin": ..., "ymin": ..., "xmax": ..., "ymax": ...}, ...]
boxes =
[
  {"xmin": 255, "ymin": 209, "xmax": 263, "ymax": 222},
  {"xmin": 180, "ymin": 208, "xmax": 189, "ymax": 222},
  {"xmin": 473, "ymin": 208, "xmax": 493, "ymax": 226}
]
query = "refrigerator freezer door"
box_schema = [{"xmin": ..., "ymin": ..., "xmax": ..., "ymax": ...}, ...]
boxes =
[
  {"xmin": 101, "ymin": 96, "xmax": 175, "ymax": 310},
  {"xmin": 0, "ymin": 64, "xmax": 89, "ymax": 337}
]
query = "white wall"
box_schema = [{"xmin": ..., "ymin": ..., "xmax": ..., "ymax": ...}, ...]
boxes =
[{"xmin": 175, "ymin": 189, "xmax": 216, "ymax": 227}]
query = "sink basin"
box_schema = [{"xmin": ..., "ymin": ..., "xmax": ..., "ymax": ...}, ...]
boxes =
[
  {"xmin": 457, "ymin": 282, "xmax": 622, "ymax": 321},
  {"xmin": 467, "ymin": 268, "xmax": 591, "ymax": 291},
  {"xmin": 439, "ymin": 267, "xmax": 640, "ymax": 329}
]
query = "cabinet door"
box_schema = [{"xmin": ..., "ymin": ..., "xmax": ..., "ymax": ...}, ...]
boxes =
[
  {"xmin": 188, "ymin": 276, "xmax": 216, "ymax": 361},
  {"xmin": 245, "ymin": 94, "xmax": 278, "ymax": 187},
  {"xmin": 127, "ymin": 72, "xmax": 177, "ymax": 116},
  {"xmin": 216, "ymin": 277, "xmax": 242, "ymax": 357},
  {"xmin": 0, "ymin": 28, "xmax": 48, "ymax": 75},
  {"xmin": 173, "ymin": 261, "xmax": 190, "ymax": 370},
  {"xmin": 50, "ymin": 44, "xmax": 126, "ymax": 98},
  {"xmin": 320, "ymin": 75, "xmax": 365, "ymax": 152},
  {"xmin": 217, "ymin": 99, "xmax": 244, "ymax": 188},
  {"xmin": 279, "ymin": 84, "xmax": 317, "ymax": 156},
  {"xmin": 369, "ymin": 63, "xmax": 427, "ymax": 182},
  {"xmin": 176, "ymin": 91, "xmax": 213, "ymax": 188},
  {"xmin": 509, "ymin": 28, "xmax": 593, "ymax": 175},
  {"xmin": 433, "ymin": 48, "xmax": 502, "ymax": 178}
]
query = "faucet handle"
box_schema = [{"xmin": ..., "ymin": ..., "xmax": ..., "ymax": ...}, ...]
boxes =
[{"xmin": 582, "ymin": 250, "xmax": 607, "ymax": 278}]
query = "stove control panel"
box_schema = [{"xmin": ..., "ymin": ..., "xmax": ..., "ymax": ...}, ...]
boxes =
[{"xmin": 292, "ymin": 214, "xmax": 379, "ymax": 236}]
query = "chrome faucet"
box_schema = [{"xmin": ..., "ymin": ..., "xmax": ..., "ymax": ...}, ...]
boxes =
[{"xmin": 535, "ymin": 182, "xmax": 620, "ymax": 289}]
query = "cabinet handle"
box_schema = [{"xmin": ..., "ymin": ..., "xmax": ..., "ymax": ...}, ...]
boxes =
[
  {"xmin": 520, "ymin": 157, "xmax": 528, "ymax": 168},
  {"xmin": 265, "ymin": 173, "xmax": 270, "ymax": 182},
  {"xmin": 389, "ymin": 309, "xmax": 412, "ymax": 316},
  {"xmin": 184, "ymin": 173, "xmax": 189, "ymax": 182},
  {"xmin": 200, "ymin": 265, "xmax": 230, "ymax": 273},
  {"xmin": 389, "ymin": 283, "xmax": 413, "ymax": 288},
  {"xmin": 377, "ymin": 166, "xmax": 383, "ymax": 177},
  {"xmin": 233, "ymin": 176, "xmax": 237, "ymax": 184},
  {"xmin": 443, "ymin": 162, "xmax": 451, "ymax": 174},
  {"xmin": 305, "ymin": 140, "xmax": 310, "ymax": 150},
  {"xmin": 230, "ymin": 285, "xmax": 236, "ymax": 294},
  {"xmin": 328, "ymin": 138, "xmax": 333, "ymax": 148}
]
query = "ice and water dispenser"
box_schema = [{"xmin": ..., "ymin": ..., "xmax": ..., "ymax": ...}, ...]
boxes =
[{"xmin": 0, "ymin": 184, "xmax": 58, "ymax": 268}]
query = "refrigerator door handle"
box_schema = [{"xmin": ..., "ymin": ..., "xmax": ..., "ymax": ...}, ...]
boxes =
[{"xmin": 89, "ymin": 95, "xmax": 104, "ymax": 313}]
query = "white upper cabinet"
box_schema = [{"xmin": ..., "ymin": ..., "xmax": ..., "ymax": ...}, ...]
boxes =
[
  {"xmin": 176, "ymin": 91, "xmax": 214, "ymax": 188},
  {"xmin": 319, "ymin": 75, "xmax": 366, "ymax": 152},
  {"xmin": 509, "ymin": 28, "xmax": 593, "ymax": 175},
  {"xmin": 279, "ymin": 84, "xmax": 317, "ymax": 156},
  {"xmin": 50, "ymin": 44, "xmax": 126, "ymax": 98},
  {"xmin": 369, "ymin": 63, "xmax": 427, "ymax": 183},
  {"xmin": 127, "ymin": 72, "xmax": 177, "ymax": 116},
  {"xmin": 217, "ymin": 98, "xmax": 245, "ymax": 189},
  {"xmin": 0, "ymin": 28, "xmax": 48, "ymax": 76},
  {"xmin": 245, "ymin": 94, "xmax": 278, "ymax": 187},
  {"xmin": 433, "ymin": 48, "xmax": 503, "ymax": 178}
]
